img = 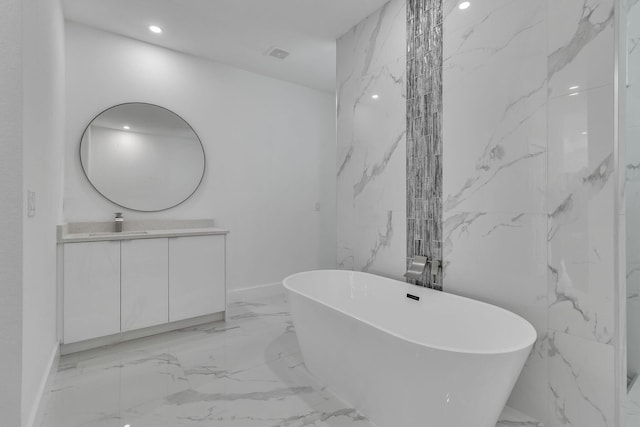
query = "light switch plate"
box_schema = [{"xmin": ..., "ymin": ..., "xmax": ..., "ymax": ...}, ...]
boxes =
[{"xmin": 27, "ymin": 190, "xmax": 36, "ymax": 218}]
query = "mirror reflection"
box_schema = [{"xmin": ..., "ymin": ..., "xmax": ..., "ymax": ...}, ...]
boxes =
[{"xmin": 80, "ymin": 103, "xmax": 205, "ymax": 211}]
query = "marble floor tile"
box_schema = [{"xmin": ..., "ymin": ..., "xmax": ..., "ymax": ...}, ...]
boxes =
[
  {"xmin": 496, "ymin": 406, "xmax": 544, "ymax": 427},
  {"xmin": 39, "ymin": 292, "xmax": 539, "ymax": 427},
  {"xmin": 625, "ymin": 379, "xmax": 640, "ymax": 427}
]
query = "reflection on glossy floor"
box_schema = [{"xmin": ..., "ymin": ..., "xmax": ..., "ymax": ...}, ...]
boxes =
[
  {"xmin": 39, "ymin": 292, "xmax": 541, "ymax": 427},
  {"xmin": 626, "ymin": 379, "xmax": 640, "ymax": 427}
]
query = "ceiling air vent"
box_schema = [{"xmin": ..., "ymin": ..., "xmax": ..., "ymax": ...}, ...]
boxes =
[{"xmin": 266, "ymin": 47, "xmax": 291, "ymax": 60}]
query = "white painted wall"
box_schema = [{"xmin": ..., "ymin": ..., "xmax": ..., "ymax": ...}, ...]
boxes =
[
  {"xmin": 0, "ymin": 0, "xmax": 24, "ymax": 424},
  {"xmin": 65, "ymin": 22, "xmax": 337, "ymax": 290},
  {"xmin": 22, "ymin": 0, "xmax": 66, "ymax": 425}
]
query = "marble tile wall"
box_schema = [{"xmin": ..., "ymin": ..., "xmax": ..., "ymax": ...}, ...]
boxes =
[
  {"xmin": 442, "ymin": 0, "xmax": 549, "ymax": 420},
  {"xmin": 443, "ymin": 0, "xmax": 617, "ymax": 425},
  {"xmin": 338, "ymin": 0, "xmax": 618, "ymax": 426},
  {"xmin": 547, "ymin": 1, "xmax": 617, "ymax": 426},
  {"xmin": 336, "ymin": 0, "xmax": 407, "ymax": 279},
  {"xmin": 406, "ymin": 0, "xmax": 444, "ymax": 289}
]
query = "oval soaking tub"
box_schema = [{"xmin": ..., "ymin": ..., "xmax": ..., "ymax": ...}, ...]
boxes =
[{"xmin": 283, "ymin": 270, "xmax": 536, "ymax": 427}]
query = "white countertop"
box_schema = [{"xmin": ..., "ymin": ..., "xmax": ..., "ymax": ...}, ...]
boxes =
[
  {"xmin": 59, "ymin": 227, "xmax": 229, "ymax": 243},
  {"xmin": 57, "ymin": 219, "xmax": 229, "ymax": 243}
]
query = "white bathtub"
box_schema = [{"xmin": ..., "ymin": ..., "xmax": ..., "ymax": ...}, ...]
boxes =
[{"xmin": 283, "ymin": 270, "xmax": 536, "ymax": 427}]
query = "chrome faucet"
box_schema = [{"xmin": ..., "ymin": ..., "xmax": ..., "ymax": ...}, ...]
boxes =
[
  {"xmin": 405, "ymin": 256, "xmax": 441, "ymax": 286},
  {"xmin": 404, "ymin": 256, "xmax": 428, "ymax": 281},
  {"xmin": 115, "ymin": 212, "xmax": 124, "ymax": 232}
]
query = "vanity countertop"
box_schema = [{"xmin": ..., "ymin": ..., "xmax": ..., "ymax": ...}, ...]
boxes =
[
  {"xmin": 59, "ymin": 228, "xmax": 229, "ymax": 243},
  {"xmin": 57, "ymin": 219, "xmax": 229, "ymax": 243}
]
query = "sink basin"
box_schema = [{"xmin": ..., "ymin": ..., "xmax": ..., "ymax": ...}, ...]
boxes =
[{"xmin": 88, "ymin": 231, "xmax": 149, "ymax": 236}]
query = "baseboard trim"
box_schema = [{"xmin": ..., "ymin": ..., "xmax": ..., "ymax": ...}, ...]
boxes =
[
  {"xmin": 61, "ymin": 312, "xmax": 225, "ymax": 355},
  {"xmin": 26, "ymin": 342, "xmax": 59, "ymax": 427},
  {"xmin": 227, "ymin": 282, "xmax": 284, "ymax": 303}
]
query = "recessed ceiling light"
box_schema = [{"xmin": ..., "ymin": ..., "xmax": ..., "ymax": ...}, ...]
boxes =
[
  {"xmin": 458, "ymin": 2, "xmax": 471, "ymax": 10},
  {"xmin": 149, "ymin": 25, "xmax": 162, "ymax": 34},
  {"xmin": 581, "ymin": 131, "xmax": 588, "ymax": 135},
  {"xmin": 123, "ymin": 125, "xmax": 130, "ymax": 130},
  {"xmin": 569, "ymin": 92, "xmax": 579, "ymax": 96},
  {"xmin": 569, "ymin": 85, "xmax": 579, "ymax": 90},
  {"xmin": 371, "ymin": 94, "xmax": 379, "ymax": 99}
]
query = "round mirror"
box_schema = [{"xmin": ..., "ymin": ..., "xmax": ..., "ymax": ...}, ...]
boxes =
[{"xmin": 79, "ymin": 103, "xmax": 205, "ymax": 211}]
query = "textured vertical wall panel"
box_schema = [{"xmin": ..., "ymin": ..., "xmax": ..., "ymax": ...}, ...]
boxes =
[{"xmin": 407, "ymin": 0, "xmax": 443, "ymax": 289}]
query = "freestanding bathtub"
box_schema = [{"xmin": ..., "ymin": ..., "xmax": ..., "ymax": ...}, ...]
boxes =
[{"xmin": 283, "ymin": 270, "xmax": 536, "ymax": 427}]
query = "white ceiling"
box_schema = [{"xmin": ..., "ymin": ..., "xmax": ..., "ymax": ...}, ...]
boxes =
[{"xmin": 62, "ymin": 0, "xmax": 390, "ymax": 93}]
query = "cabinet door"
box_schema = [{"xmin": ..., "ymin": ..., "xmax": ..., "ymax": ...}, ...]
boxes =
[
  {"xmin": 121, "ymin": 238, "xmax": 169, "ymax": 332},
  {"xmin": 63, "ymin": 241, "xmax": 121, "ymax": 343},
  {"xmin": 169, "ymin": 235, "xmax": 225, "ymax": 322}
]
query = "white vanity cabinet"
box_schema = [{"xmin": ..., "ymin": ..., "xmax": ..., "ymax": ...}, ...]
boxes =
[
  {"xmin": 169, "ymin": 235, "xmax": 226, "ymax": 322},
  {"xmin": 121, "ymin": 238, "xmax": 169, "ymax": 332},
  {"xmin": 63, "ymin": 241, "xmax": 121, "ymax": 343},
  {"xmin": 59, "ymin": 224, "xmax": 228, "ymax": 351}
]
